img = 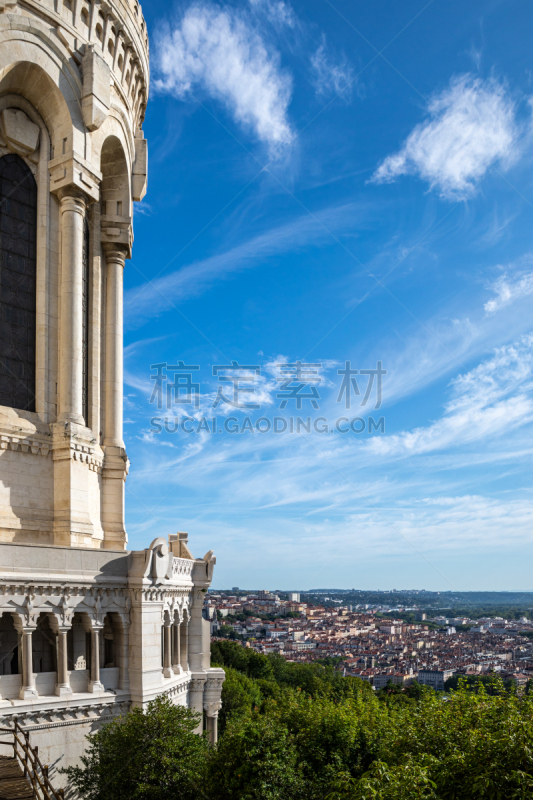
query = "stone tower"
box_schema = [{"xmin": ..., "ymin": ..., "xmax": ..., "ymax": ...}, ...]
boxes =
[
  {"xmin": 0, "ymin": 0, "xmax": 223, "ymax": 782},
  {"xmin": 0, "ymin": 0, "xmax": 149, "ymax": 550}
]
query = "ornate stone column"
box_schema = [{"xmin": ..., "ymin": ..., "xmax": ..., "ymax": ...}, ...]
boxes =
[
  {"xmin": 103, "ymin": 246, "xmax": 126, "ymax": 448},
  {"xmin": 19, "ymin": 628, "xmax": 38, "ymax": 700},
  {"xmin": 172, "ymin": 616, "xmax": 181, "ymax": 674},
  {"xmin": 117, "ymin": 622, "xmax": 130, "ymax": 691},
  {"xmin": 203, "ymin": 668, "xmax": 225, "ymax": 745},
  {"xmin": 52, "ymin": 189, "xmax": 96, "ymax": 547},
  {"xmin": 180, "ymin": 618, "xmax": 189, "ymax": 672},
  {"xmin": 57, "ymin": 195, "xmax": 86, "ymax": 425},
  {"xmin": 189, "ymin": 674, "xmax": 206, "ymax": 735},
  {"xmin": 204, "ymin": 706, "xmax": 220, "ymax": 745},
  {"xmin": 89, "ymin": 626, "xmax": 104, "ymax": 693},
  {"xmin": 49, "ymin": 616, "xmax": 73, "ymax": 698},
  {"xmin": 188, "ymin": 586, "xmax": 207, "ymax": 671},
  {"xmin": 101, "ymin": 245, "xmax": 129, "ymax": 550},
  {"xmin": 55, "ymin": 629, "xmax": 72, "ymax": 697},
  {"xmin": 163, "ymin": 616, "xmax": 173, "ymax": 678}
]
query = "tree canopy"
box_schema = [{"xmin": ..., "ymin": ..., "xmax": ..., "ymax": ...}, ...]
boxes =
[{"xmin": 65, "ymin": 642, "xmax": 533, "ymax": 800}]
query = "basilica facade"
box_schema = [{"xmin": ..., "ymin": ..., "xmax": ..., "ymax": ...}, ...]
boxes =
[{"xmin": 0, "ymin": 0, "xmax": 223, "ymax": 782}]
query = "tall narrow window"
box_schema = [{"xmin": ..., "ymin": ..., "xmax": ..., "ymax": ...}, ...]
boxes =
[
  {"xmin": 0, "ymin": 154, "xmax": 37, "ymax": 412},
  {"xmin": 82, "ymin": 217, "xmax": 90, "ymax": 425}
]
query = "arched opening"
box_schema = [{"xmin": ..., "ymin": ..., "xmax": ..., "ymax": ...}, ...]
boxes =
[
  {"xmin": 80, "ymin": 7, "xmax": 89, "ymax": 27},
  {"xmin": 0, "ymin": 154, "xmax": 37, "ymax": 412},
  {"xmin": 100, "ymin": 135, "xmax": 129, "ymax": 219},
  {"xmin": 103, "ymin": 614, "xmax": 115, "ymax": 667},
  {"xmin": 32, "ymin": 614, "xmax": 57, "ymax": 673},
  {"xmin": 95, "ymin": 23, "xmax": 103, "ymax": 42},
  {"xmin": 0, "ymin": 62, "xmax": 74, "ymax": 159},
  {"xmin": 0, "ymin": 613, "xmax": 20, "ymax": 675}
]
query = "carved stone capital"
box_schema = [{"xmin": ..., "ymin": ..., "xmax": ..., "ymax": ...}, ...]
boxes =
[
  {"xmin": 49, "ymin": 153, "xmax": 101, "ymax": 202},
  {"xmin": 203, "ymin": 701, "xmax": 222, "ymax": 718},
  {"xmin": 101, "ymin": 222, "xmax": 132, "ymax": 258},
  {"xmin": 102, "ymin": 244, "xmax": 128, "ymax": 267}
]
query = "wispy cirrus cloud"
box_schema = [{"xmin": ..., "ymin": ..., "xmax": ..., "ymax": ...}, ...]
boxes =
[
  {"xmin": 154, "ymin": 2, "xmax": 293, "ymax": 152},
  {"xmin": 484, "ymin": 258, "xmax": 533, "ymax": 314},
  {"xmin": 310, "ymin": 38, "xmax": 354, "ymax": 101},
  {"xmin": 367, "ymin": 335, "xmax": 533, "ymax": 458},
  {"xmin": 124, "ymin": 202, "xmax": 364, "ymax": 328},
  {"xmin": 371, "ymin": 74, "xmax": 522, "ymax": 199},
  {"xmin": 249, "ymin": 0, "xmax": 297, "ymax": 30}
]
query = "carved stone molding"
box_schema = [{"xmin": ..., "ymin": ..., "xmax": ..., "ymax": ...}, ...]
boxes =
[
  {"xmin": 173, "ymin": 558, "xmax": 194, "ymax": 578},
  {"xmin": 165, "ymin": 680, "xmax": 189, "ymax": 703},
  {"xmin": 0, "ymin": 434, "xmax": 52, "ymax": 458},
  {"xmin": 0, "ymin": 699, "xmax": 130, "ymax": 730},
  {"xmin": 0, "ymin": 583, "xmax": 132, "ymax": 628},
  {"xmin": 189, "ymin": 678, "xmax": 207, "ymax": 693}
]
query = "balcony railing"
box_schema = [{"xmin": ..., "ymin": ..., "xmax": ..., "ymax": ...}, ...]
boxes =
[{"xmin": 0, "ymin": 718, "xmax": 64, "ymax": 799}]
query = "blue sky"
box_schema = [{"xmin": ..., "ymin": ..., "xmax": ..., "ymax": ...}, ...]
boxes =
[{"xmin": 124, "ymin": 0, "xmax": 533, "ymax": 592}]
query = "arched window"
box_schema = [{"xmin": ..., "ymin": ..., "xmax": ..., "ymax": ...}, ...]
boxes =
[{"xmin": 0, "ymin": 154, "xmax": 37, "ymax": 412}]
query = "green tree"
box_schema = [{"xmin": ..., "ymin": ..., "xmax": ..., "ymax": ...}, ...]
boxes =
[
  {"xmin": 209, "ymin": 712, "xmax": 304, "ymax": 800},
  {"xmin": 218, "ymin": 667, "xmax": 263, "ymax": 733},
  {"xmin": 62, "ymin": 696, "xmax": 209, "ymax": 800}
]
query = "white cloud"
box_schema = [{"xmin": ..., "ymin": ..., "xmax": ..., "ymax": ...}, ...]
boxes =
[
  {"xmin": 372, "ymin": 74, "xmax": 521, "ymax": 199},
  {"xmin": 154, "ymin": 3, "xmax": 293, "ymax": 151},
  {"xmin": 310, "ymin": 39, "xmax": 354, "ymax": 100},
  {"xmin": 485, "ymin": 262, "xmax": 533, "ymax": 314},
  {"xmin": 249, "ymin": 0, "xmax": 296, "ymax": 29},
  {"xmin": 367, "ymin": 335, "xmax": 533, "ymax": 458}
]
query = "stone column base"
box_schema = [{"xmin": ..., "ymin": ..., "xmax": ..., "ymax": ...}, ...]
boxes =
[
  {"xmin": 55, "ymin": 685, "xmax": 73, "ymax": 698},
  {"xmin": 88, "ymin": 680, "xmax": 105, "ymax": 693},
  {"xmin": 19, "ymin": 687, "xmax": 38, "ymax": 700}
]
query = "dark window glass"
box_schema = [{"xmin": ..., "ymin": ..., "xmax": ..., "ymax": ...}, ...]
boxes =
[{"xmin": 0, "ymin": 154, "xmax": 37, "ymax": 412}]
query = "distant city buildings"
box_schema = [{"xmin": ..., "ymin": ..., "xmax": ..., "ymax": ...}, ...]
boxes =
[
  {"xmin": 208, "ymin": 591, "xmax": 533, "ymax": 690},
  {"xmin": 418, "ymin": 670, "xmax": 455, "ymax": 691}
]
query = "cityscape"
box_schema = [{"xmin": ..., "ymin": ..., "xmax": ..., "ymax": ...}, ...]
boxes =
[{"xmin": 208, "ymin": 590, "xmax": 533, "ymax": 690}]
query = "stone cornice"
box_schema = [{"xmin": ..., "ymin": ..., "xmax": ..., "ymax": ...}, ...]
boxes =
[
  {"xmin": 0, "ymin": 582, "xmax": 131, "ymax": 628},
  {"xmin": 0, "ymin": 697, "xmax": 130, "ymax": 727}
]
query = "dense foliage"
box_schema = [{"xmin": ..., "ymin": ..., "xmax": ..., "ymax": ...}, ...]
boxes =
[
  {"xmin": 62, "ymin": 696, "xmax": 209, "ymax": 800},
  {"xmin": 65, "ymin": 641, "xmax": 533, "ymax": 800}
]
